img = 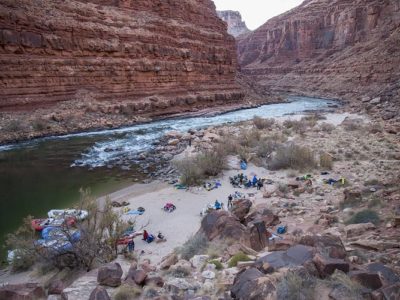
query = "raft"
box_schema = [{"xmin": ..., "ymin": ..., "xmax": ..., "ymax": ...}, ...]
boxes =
[
  {"xmin": 31, "ymin": 217, "xmax": 75, "ymax": 231},
  {"xmin": 48, "ymin": 209, "xmax": 88, "ymax": 221}
]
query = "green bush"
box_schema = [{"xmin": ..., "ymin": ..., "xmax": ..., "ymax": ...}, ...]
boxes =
[
  {"xmin": 196, "ymin": 147, "xmax": 226, "ymax": 176},
  {"xmin": 208, "ymin": 259, "xmax": 223, "ymax": 270},
  {"xmin": 228, "ymin": 252, "xmax": 251, "ymax": 268},
  {"xmin": 5, "ymin": 120, "xmax": 22, "ymax": 132},
  {"xmin": 177, "ymin": 234, "xmax": 209, "ymax": 260},
  {"xmin": 174, "ymin": 157, "xmax": 203, "ymax": 186},
  {"xmin": 114, "ymin": 284, "xmax": 142, "ymax": 300},
  {"xmin": 346, "ymin": 209, "xmax": 380, "ymax": 225},
  {"xmin": 256, "ymin": 139, "xmax": 278, "ymax": 158},
  {"xmin": 269, "ymin": 143, "xmax": 316, "ymax": 171}
]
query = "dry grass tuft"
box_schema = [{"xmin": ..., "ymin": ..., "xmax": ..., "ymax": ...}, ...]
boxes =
[{"xmin": 269, "ymin": 143, "xmax": 317, "ymax": 171}]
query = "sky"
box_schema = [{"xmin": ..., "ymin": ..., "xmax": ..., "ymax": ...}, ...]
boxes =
[{"xmin": 212, "ymin": 0, "xmax": 304, "ymax": 30}]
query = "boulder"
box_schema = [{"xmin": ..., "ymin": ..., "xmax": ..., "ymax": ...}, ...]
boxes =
[
  {"xmin": 170, "ymin": 259, "xmax": 192, "ymax": 275},
  {"xmin": 349, "ymin": 270, "xmax": 383, "ymax": 290},
  {"xmin": 373, "ymin": 282, "xmax": 400, "ymax": 299},
  {"xmin": 97, "ymin": 262, "xmax": 123, "ymax": 287},
  {"xmin": 244, "ymin": 204, "xmax": 279, "ymax": 226},
  {"xmin": 268, "ymin": 240, "xmax": 294, "ymax": 251},
  {"xmin": 199, "ymin": 211, "xmax": 246, "ymax": 242},
  {"xmin": 160, "ymin": 253, "xmax": 178, "ymax": 270},
  {"xmin": 230, "ymin": 268, "xmax": 275, "ymax": 300},
  {"xmin": 140, "ymin": 260, "xmax": 156, "ymax": 273},
  {"xmin": 231, "ymin": 199, "xmax": 252, "ymax": 222},
  {"xmin": 190, "ymin": 255, "xmax": 209, "ymax": 269},
  {"xmin": 48, "ymin": 279, "xmax": 65, "ymax": 295},
  {"xmin": 88, "ymin": 286, "xmax": 111, "ymax": 300},
  {"xmin": 165, "ymin": 278, "xmax": 200, "ymax": 294},
  {"xmin": 256, "ymin": 245, "xmax": 314, "ymax": 269},
  {"xmin": 125, "ymin": 268, "xmax": 147, "ymax": 285},
  {"xmin": 313, "ymin": 254, "xmax": 350, "ymax": 277},
  {"xmin": 0, "ymin": 283, "xmax": 45, "ymax": 300},
  {"xmin": 299, "ymin": 234, "xmax": 347, "ymax": 259},
  {"xmin": 366, "ymin": 263, "xmax": 400, "ymax": 285},
  {"xmin": 247, "ymin": 220, "xmax": 267, "ymax": 251},
  {"xmin": 344, "ymin": 222, "xmax": 376, "ymax": 238},
  {"xmin": 343, "ymin": 189, "xmax": 362, "ymax": 205},
  {"xmin": 144, "ymin": 275, "xmax": 164, "ymax": 287},
  {"xmin": 201, "ymin": 270, "xmax": 216, "ymax": 280}
]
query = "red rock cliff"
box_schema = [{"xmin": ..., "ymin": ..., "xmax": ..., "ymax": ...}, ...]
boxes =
[
  {"xmin": 0, "ymin": 0, "xmax": 244, "ymax": 141},
  {"xmin": 238, "ymin": 0, "xmax": 400, "ymax": 118}
]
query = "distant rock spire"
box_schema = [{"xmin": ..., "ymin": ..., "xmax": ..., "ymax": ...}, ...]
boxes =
[{"xmin": 217, "ymin": 10, "xmax": 251, "ymax": 38}]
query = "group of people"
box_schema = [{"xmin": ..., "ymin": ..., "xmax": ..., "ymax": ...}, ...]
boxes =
[
  {"xmin": 230, "ymin": 173, "xmax": 264, "ymax": 190},
  {"xmin": 244, "ymin": 175, "xmax": 264, "ymax": 190},
  {"xmin": 126, "ymin": 230, "xmax": 165, "ymax": 252}
]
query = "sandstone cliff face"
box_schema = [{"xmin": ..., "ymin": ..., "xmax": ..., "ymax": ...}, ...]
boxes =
[
  {"xmin": 237, "ymin": 0, "xmax": 400, "ymax": 119},
  {"xmin": 217, "ymin": 10, "xmax": 250, "ymax": 38},
  {"xmin": 0, "ymin": 0, "xmax": 243, "ymax": 142}
]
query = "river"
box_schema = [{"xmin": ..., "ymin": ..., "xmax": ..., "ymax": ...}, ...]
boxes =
[{"xmin": 0, "ymin": 96, "xmax": 337, "ymax": 260}]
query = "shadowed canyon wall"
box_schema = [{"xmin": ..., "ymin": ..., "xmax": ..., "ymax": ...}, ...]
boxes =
[
  {"xmin": 238, "ymin": 0, "xmax": 400, "ymax": 119},
  {"xmin": 0, "ymin": 0, "xmax": 244, "ymax": 141}
]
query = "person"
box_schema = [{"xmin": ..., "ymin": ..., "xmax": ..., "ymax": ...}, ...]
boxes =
[
  {"xmin": 157, "ymin": 232, "xmax": 164, "ymax": 240},
  {"xmin": 252, "ymin": 175, "xmax": 258, "ymax": 187},
  {"xmin": 245, "ymin": 179, "xmax": 252, "ymax": 188},
  {"xmin": 143, "ymin": 230, "xmax": 149, "ymax": 241},
  {"xmin": 228, "ymin": 194, "xmax": 233, "ymax": 208},
  {"xmin": 146, "ymin": 234, "xmax": 155, "ymax": 243},
  {"xmin": 214, "ymin": 200, "xmax": 221, "ymax": 210},
  {"xmin": 127, "ymin": 238, "xmax": 135, "ymax": 252},
  {"xmin": 257, "ymin": 179, "xmax": 263, "ymax": 190},
  {"xmin": 239, "ymin": 173, "xmax": 244, "ymax": 185}
]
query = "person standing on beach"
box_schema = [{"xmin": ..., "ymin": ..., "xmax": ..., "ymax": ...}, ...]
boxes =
[
  {"xmin": 128, "ymin": 239, "xmax": 135, "ymax": 252},
  {"xmin": 228, "ymin": 194, "xmax": 233, "ymax": 208},
  {"xmin": 143, "ymin": 230, "xmax": 149, "ymax": 241}
]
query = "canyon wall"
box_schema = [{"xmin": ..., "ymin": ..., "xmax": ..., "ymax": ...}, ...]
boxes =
[
  {"xmin": 217, "ymin": 11, "xmax": 250, "ymax": 38},
  {"xmin": 238, "ymin": 0, "xmax": 400, "ymax": 119},
  {"xmin": 0, "ymin": 0, "xmax": 244, "ymax": 141}
]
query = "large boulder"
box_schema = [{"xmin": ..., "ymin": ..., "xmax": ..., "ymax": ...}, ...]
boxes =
[
  {"xmin": 313, "ymin": 254, "xmax": 350, "ymax": 278},
  {"xmin": 299, "ymin": 234, "xmax": 347, "ymax": 259},
  {"xmin": 366, "ymin": 263, "xmax": 400, "ymax": 285},
  {"xmin": 372, "ymin": 282, "xmax": 400, "ymax": 300},
  {"xmin": 88, "ymin": 286, "xmax": 111, "ymax": 300},
  {"xmin": 47, "ymin": 279, "xmax": 65, "ymax": 295},
  {"xmin": 230, "ymin": 268, "xmax": 275, "ymax": 300},
  {"xmin": 344, "ymin": 223, "xmax": 376, "ymax": 238},
  {"xmin": 144, "ymin": 275, "xmax": 164, "ymax": 287},
  {"xmin": 199, "ymin": 211, "xmax": 246, "ymax": 242},
  {"xmin": 256, "ymin": 245, "xmax": 314, "ymax": 270},
  {"xmin": 349, "ymin": 270, "xmax": 383, "ymax": 290},
  {"xmin": 190, "ymin": 255, "xmax": 209, "ymax": 269},
  {"xmin": 244, "ymin": 204, "xmax": 279, "ymax": 226},
  {"xmin": 0, "ymin": 283, "xmax": 45, "ymax": 300},
  {"xmin": 97, "ymin": 262, "xmax": 123, "ymax": 287},
  {"xmin": 160, "ymin": 253, "xmax": 178, "ymax": 270},
  {"xmin": 125, "ymin": 268, "xmax": 147, "ymax": 286},
  {"xmin": 231, "ymin": 199, "xmax": 252, "ymax": 222},
  {"xmin": 247, "ymin": 220, "xmax": 267, "ymax": 251}
]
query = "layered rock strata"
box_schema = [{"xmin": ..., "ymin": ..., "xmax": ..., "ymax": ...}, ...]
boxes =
[
  {"xmin": 237, "ymin": 0, "xmax": 400, "ymax": 120},
  {"xmin": 0, "ymin": 0, "xmax": 243, "ymax": 142},
  {"xmin": 217, "ymin": 10, "xmax": 251, "ymax": 38}
]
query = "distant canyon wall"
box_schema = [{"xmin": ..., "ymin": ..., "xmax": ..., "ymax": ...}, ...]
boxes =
[
  {"xmin": 0, "ymin": 0, "xmax": 243, "ymax": 138},
  {"xmin": 237, "ymin": 0, "xmax": 400, "ymax": 117},
  {"xmin": 217, "ymin": 10, "xmax": 250, "ymax": 38}
]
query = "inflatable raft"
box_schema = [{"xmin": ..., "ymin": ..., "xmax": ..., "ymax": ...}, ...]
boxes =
[
  {"xmin": 47, "ymin": 209, "xmax": 88, "ymax": 220},
  {"xmin": 31, "ymin": 217, "xmax": 75, "ymax": 231}
]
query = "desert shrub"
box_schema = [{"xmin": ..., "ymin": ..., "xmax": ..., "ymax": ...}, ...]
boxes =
[
  {"xmin": 343, "ymin": 119, "xmax": 363, "ymax": 131},
  {"xmin": 368, "ymin": 124, "xmax": 383, "ymax": 134},
  {"xmin": 364, "ymin": 178, "xmax": 381, "ymax": 186},
  {"xmin": 228, "ymin": 252, "xmax": 251, "ymax": 268},
  {"xmin": 325, "ymin": 270, "xmax": 363, "ymax": 299},
  {"xmin": 277, "ymin": 271, "xmax": 316, "ymax": 300},
  {"xmin": 239, "ymin": 129, "xmax": 261, "ymax": 148},
  {"xmin": 300, "ymin": 116, "xmax": 318, "ymax": 128},
  {"xmin": 32, "ymin": 118, "xmax": 47, "ymax": 131},
  {"xmin": 256, "ymin": 138, "xmax": 278, "ymax": 158},
  {"xmin": 5, "ymin": 120, "xmax": 22, "ymax": 132},
  {"xmin": 278, "ymin": 183, "xmax": 289, "ymax": 194},
  {"xmin": 368, "ymin": 198, "xmax": 382, "ymax": 208},
  {"xmin": 219, "ymin": 137, "xmax": 239, "ymax": 155},
  {"xmin": 253, "ymin": 116, "xmax": 275, "ymax": 130},
  {"xmin": 177, "ymin": 233, "xmax": 208, "ymax": 260},
  {"xmin": 236, "ymin": 146, "xmax": 251, "ymax": 162},
  {"xmin": 196, "ymin": 147, "xmax": 226, "ymax": 176},
  {"xmin": 269, "ymin": 143, "xmax": 316, "ymax": 171},
  {"xmin": 168, "ymin": 266, "xmax": 191, "ymax": 278},
  {"xmin": 320, "ymin": 152, "xmax": 333, "ymax": 170},
  {"xmin": 174, "ymin": 157, "xmax": 203, "ymax": 186},
  {"xmin": 208, "ymin": 259, "xmax": 223, "ymax": 270},
  {"xmin": 346, "ymin": 209, "xmax": 380, "ymax": 225},
  {"xmin": 319, "ymin": 122, "xmax": 335, "ymax": 133},
  {"xmin": 114, "ymin": 284, "xmax": 142, "ymax": 300}
]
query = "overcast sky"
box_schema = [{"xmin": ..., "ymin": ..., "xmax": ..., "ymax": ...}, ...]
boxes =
[{"xmin": 212, "ymin": 0, "xmax": 304, "ymax": 30}]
